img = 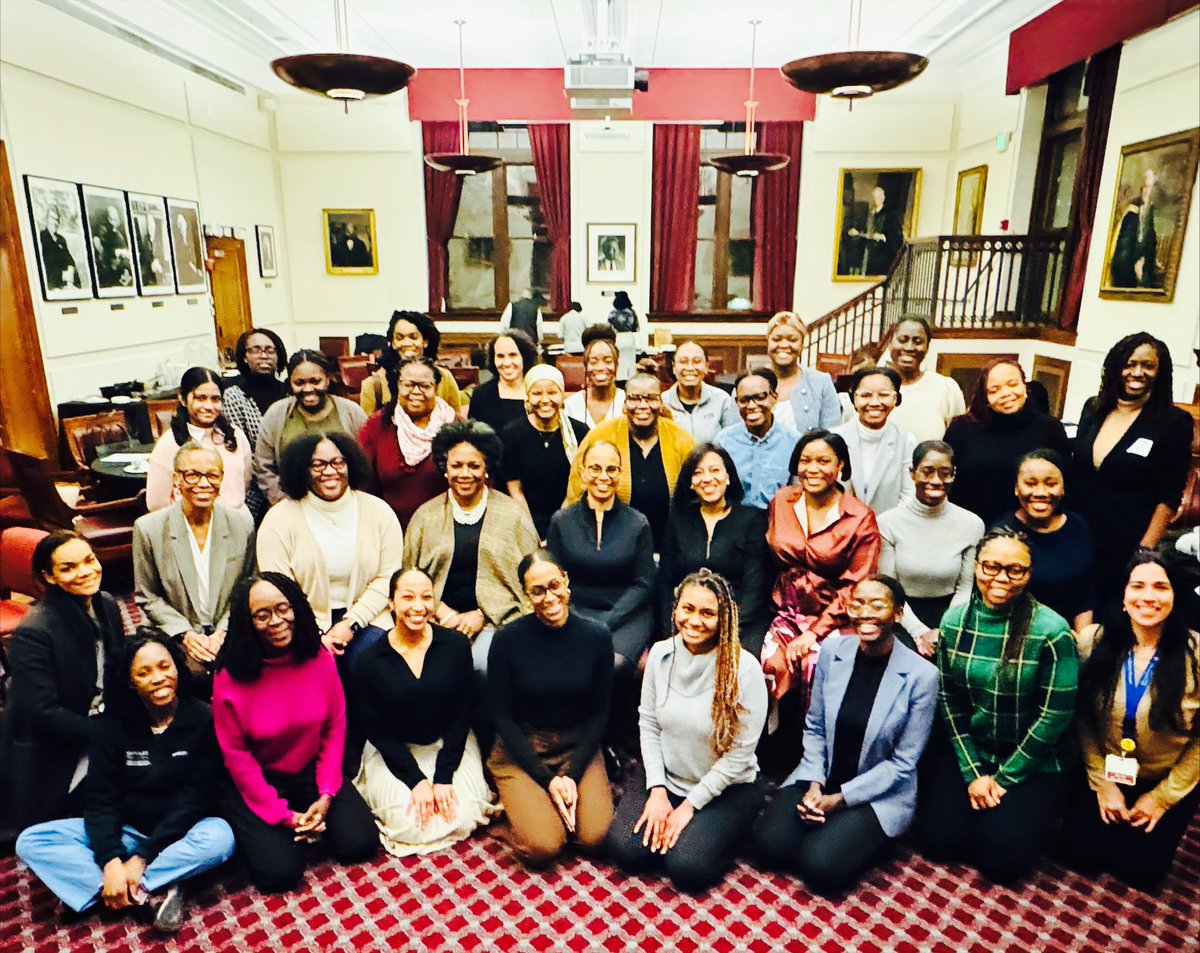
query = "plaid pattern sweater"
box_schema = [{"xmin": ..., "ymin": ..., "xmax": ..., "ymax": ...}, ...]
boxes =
[{"xmin": 937, "ymin": 598, "xmax": 1079, "ymax": 788}]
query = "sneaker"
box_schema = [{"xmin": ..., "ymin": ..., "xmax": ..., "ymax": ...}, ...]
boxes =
[{"xmin": 152, "ymin": 886, "xmax": 185, "ymax": 934}]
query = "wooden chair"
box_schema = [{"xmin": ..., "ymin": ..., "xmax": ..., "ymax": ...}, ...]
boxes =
[
  {"xmin": 318, "ymin": 336, "xmax": 350, "ymax": 360},
  {"xmin": 816, "ymin": 353, "xmax": 852, "ymax": 379},
  {"xmin": 144, "ymin": 399, "xmax": 178, "ymax": 439},
  {"xmin": 440, "ymin": 348, "xmax": 475, "ymax": 369},
  {"xmin": 557, "ymin": 355, "xmax": 585, "ymax": 391},
  {"xmin": 338, "ymin": 355, "xmax": 374, "ymax": 398},
  {"xmin": 448, "ymin": 366, "xmax": 480, "ymax": 388},
  {"xmin": 61, "ymin": 411, "xmax": 132, "ymax": 469}
]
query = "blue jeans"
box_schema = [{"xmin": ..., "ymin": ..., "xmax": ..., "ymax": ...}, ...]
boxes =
[{"xmin": 16, "ymin": 816, "xmax": 235, "ymax": 912}]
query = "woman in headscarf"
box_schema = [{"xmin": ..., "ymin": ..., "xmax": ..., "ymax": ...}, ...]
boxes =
[{"xmin": 221, "ymin": 328, "xmax": 289, "ymax": 520}]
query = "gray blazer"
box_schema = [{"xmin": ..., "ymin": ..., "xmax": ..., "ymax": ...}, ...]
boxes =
[
  {"xmin": 832, "ymin": 419, "xmax": 917, "ymax": 514},
  {"xmin": 133, "ymin": 502, "xmax": 255, "ymax": 635},
  {"xmin": 253, "ymin": 395, "xmax": 368, "ymax": 504},
  {"xmin": 786, "ymin": 634, "xmax": 938, "ymax": 837}
]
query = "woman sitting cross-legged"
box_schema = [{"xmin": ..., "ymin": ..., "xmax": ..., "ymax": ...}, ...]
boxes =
[
  {"xmin": 607, "ymin": 570, "xmax": 767, "ymax": 892},
  {"xmin": 351, "ymin": 569, "xmax": 496, "ymax": 857},
  {"xmin": 1059, "ymin": 552, "xmax": 1200, "ymax": 891},
  {"xmin": 487, "ymin": 550, "xmax": 614, "ymax": 869},
  {"xmin": 750, "ymin": 575, "xmax": 938, "ymax": 894},
  {"xmin": 16, "ymin": 632, "xmax": 235, "ymax": 933},
  {"xmin": 916, "ymin": 528, "xmax": 1079, "ymax": 883},
  {"xmin": 213, "ymin": 573, "xmax": 378, "ymax": 893}
]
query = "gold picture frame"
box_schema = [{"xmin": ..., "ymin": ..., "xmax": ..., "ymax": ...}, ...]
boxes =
[
  {"xmin": 323, "ymin": 208, "xmax": 378, "ymax": 276},
  {"xmin": 951, "ymin": 165, "xmax": 988, "ymax": 266},
  {"xmin": 1099, "ymin": 127, "xmax": 1199, "ymax": 303},
  {"xmin": 833, "ymin": 168, "xmax": 922, "ymax": 282}
]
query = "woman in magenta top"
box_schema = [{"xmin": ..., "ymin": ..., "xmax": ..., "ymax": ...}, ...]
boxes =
[{"xmin": 212, "ymin": 572, "xmax": 377, "ymax": 892}]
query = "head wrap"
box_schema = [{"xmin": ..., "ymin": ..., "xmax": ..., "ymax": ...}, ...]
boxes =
[{"xmin": 523, "ymin": 365, "xmax": 577, "ymax": 462}]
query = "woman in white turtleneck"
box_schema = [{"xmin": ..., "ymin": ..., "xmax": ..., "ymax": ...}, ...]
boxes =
[
  {"xmin": 256, "ymin": 432, "xmax": 405, "ymax": 664},
  {"xmin": 832, "ymin": 366, "xmax": 917, "ymax": 515},
  {"xmin": 877, "ymin": 441, "xmax": 984, "ymax": 656}
]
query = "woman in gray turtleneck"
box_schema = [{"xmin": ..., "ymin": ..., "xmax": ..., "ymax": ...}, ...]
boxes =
[{"xmin": 876, "ymin": 441, "xmax": 983, "ymax": 655}]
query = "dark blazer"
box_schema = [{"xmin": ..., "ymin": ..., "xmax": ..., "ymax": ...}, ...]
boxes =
[{"xmin": 0, "ymin": 588, "xmax": 124, "ymax": 831}]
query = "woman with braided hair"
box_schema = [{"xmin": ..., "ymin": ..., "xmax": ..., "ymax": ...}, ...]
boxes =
[{"xmin": 607, "ymin": 569, "xmax": 767, "ymax": 892}]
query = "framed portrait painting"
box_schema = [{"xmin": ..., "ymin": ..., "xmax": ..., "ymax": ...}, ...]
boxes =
[
  {"xmin": 587, "ymin": 223, "xmax": 636, "ymax": 283},
  {"xmin": 324, "ymin": 209, "xmax": 378, "ymax": 275},
  {"xmin": 1099, "ymin": 127, "xmax": 1199, "ymax": 302},
  {"xmin": 833, "ymin": 168, "xmax": 922, "ymax": 281},
  {"xmin": 80, "ymin": 184, "xmax": 136, "ymax": 298},
  {"xmin": 256, "ymin": 225, "xmax": 278, "ymax": 278},
  {"xmin": 165, "ymin": 197, "xmax": 208, "ymax": 294},
  {"xmin": 23, "ymin": 175, "xmax": 92, "ymax": 301},
  {"xmin": 126, "ymin": 191, "xmax": 174, "ymax": 295}
]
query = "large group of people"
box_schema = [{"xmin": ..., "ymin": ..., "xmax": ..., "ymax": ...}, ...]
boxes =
[{"xmin": 1, "ymin": 313, "xmax": 1196, "ymax": 934}]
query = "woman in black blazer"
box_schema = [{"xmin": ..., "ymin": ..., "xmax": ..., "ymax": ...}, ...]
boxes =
[
  {"xmin": 658, "ymin": 443, "xmax": 770, "ymax": 655},
  {"xmin": 1070, "ymin": 333, "xmax": 1193, "ymax": 606},
  {"xmin": 0, "ymin": 532, "xmax": 125, "ymax": 838}
]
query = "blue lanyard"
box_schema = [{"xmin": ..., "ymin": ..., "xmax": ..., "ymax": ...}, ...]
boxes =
[{"xmin": 1122, "ymin": 650, "xmax": 1158, "ymax": 742}]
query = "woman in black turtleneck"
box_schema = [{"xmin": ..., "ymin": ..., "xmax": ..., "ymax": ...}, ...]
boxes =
[
  {"xmin": 221, "ymin": 328, "xmax": 289, "ymax": 521},
  {"xmin": 943, "ymin": 358, "xmax": 1068, "ymax": 527}
]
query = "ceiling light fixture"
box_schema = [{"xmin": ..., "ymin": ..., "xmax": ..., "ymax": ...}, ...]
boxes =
[
  {"xmin": 780, "ymin": 0, "xmax": 927, "ymax": 109},
  {"xmin": 709, "ymin": 20, "xmax": 790, "ymax": 178},
  {"xmin": 270, "ymin": 0, "xmax": 415, "ymax": 112},
  {"xmin": 422, "ymin": 20, "xmax": 502, "ymax": 176}
]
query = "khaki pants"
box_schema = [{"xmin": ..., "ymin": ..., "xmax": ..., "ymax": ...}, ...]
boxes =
[{"xmin": 487, "ymin": 729, "xmax": 613, "ymax": 869}]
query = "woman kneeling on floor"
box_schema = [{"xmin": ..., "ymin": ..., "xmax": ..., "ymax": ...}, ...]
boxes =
[
  {"xmin": 17, "ymin": 632, "xmax": 234, "ymax": 933},
  {"xmin": 608, "ymin": 569, "xmax": 767, "ymax": 892}
]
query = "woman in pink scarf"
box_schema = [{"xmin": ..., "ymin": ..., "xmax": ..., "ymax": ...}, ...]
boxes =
[{"xmin": 359, "ymin": 357, "xmax": 457, "ymax": 528}]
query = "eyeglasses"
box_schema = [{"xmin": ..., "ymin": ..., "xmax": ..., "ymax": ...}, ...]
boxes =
[
  {"xmin": 848, "ymin": 599, "xmax": 894, "ymax": 616},
  {"xmin": 585, "ymin": 464, "xmax": 621, "ymax": 479},
  {"xmin": 977, "ymin": 561, "xmax": 1030, "ymax": 581},
  {"xmin": 735, "ymin": 392, "xmax": 773, "ymax": 407},
  {"xmin": 310, "ymin": 458, "xmax": 348, "ymax": 474},
  {"xmin": 397, "ymin": 379, "xmax": 437, "ymax": 393},
  {"xmin": 625, "ymin": 394, "xmax": 660, "ymax": 405},
  {"xmin": 178, "ymin": 470, "xmax": 222, "ymax": 486},
  {"xmin": 527, "ymin": 578, "xmax": 567, "ymax": 600},
  {"xmin": 854, "ymin": 391, "xmax": 897, "ymax": 403},
  {"xmin": 914, "ymin": 465, "xmax": 956, "ymax": 481},
  {"xmin": 251, "ymin": 602, "xmax": 294, "ymax": 625},
  {"xmin": 246, "ymin": 345, "xmax": 276, "ymax": 356}
]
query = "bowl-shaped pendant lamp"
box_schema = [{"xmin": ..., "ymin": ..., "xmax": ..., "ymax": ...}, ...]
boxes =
[
  {"xmin": 423, "ymin": 20, "xmax": 501, "ymax": 176},
  {"xmin": 710, "ymin": 20, "xmax": 790, "ymax": 178}
]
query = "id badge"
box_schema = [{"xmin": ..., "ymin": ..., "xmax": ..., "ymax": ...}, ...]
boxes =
[{"xmin": 1104, "ymin": 754, "xmax": 1138, "ymax": 786}]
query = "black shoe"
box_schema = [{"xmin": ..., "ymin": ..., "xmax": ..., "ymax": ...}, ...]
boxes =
[{"xmin": 152, "ymin": 886, "xmax": 186, "ymax": 934}]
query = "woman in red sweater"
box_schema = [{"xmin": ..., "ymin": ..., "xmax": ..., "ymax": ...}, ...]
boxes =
[{"xmin": 212, "ymin": 572, "xmax": 377, "ymax": 892}]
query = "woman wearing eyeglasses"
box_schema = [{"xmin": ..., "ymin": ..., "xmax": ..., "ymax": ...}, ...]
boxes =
[
  {"xmin": 222, "ymin": 328, "xmax": 289, "ymax": 521},
  {"xmin": 877, "ymin": 441, "xmax": 983, "ymax": 656},
  {"xmin": 359, "ymin": 356, "xmax": 457, "ymax": 528},
  {"xmin": 212, "ymin": 573, "xmax": 378, "ymax": 893},
  {"xmin": 917, "ymin": 527, "xmax": 1078, "ymax": 883},
  {"xmin": 545, "ymin": 441, "xmax": 657, "ymax": 670}
]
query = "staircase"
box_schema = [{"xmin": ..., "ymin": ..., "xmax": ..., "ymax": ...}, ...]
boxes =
[{"xmin": 801, "ymin": 233, "xmax": 1070, "ymax": 365}]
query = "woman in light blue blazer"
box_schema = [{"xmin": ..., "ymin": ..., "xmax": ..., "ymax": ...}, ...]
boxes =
[{"xmin": 750, "ymin": 574, "xmax": 938, "ymax": 893}]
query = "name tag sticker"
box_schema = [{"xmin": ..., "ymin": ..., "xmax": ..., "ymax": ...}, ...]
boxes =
[
  {"xmin": 1105, "ymin": 753, "xmax": 1139, "ymax": 785},
  {"xmin": 1127, "ymin": 438, "xmax": 1154, "ymax": 457}
]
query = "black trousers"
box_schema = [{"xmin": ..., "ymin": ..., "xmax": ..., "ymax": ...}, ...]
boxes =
[
  {"xmin": 1058, "ymin": 770, "xmax": 1200, "ymax": 892},
  {"xmin": 222, "ymin": 766, "xmax": 378, "ymax": 893},
  {"xmin": 750, "ymin": 783, "xmax": 890, "ymax": 894},
  {"xmin": 916, "ymin": 739, "xmax": 1065, "ymax": 884},
  {"xmin": 606, "ymin": 769, "xmax": 763, "ymax": 892}
]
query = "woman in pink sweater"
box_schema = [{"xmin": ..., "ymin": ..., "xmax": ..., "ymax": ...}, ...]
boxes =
[{"xmin": 212, "ymin": 572, "xmax": 377, "ymax": 892}]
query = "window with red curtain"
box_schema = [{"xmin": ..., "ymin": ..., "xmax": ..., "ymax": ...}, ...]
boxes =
[{"xmin": 650, "ymin": 124, "xmax": 700, "ymax": 313}]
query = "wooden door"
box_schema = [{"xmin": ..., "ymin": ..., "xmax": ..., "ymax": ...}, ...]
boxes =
[
  {"xmin": 205, "ymin": 235, "xmax": 252, "ymax": 360},
  {"xmin": 0, "ymin": 140, "xmax": 57, "ymax": 459}
]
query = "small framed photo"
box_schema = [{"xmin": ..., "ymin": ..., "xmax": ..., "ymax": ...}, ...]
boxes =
[
  {"xmin": 256, "ymin": 225, "xmax": 278, "ymax": 278},
  {"xmin": 587, "ymin": 223, "xmax": 636, "ymax": 283},
  {"xmin": 324, "ymin": 208, "xmax": 378, "ymax": 275},
  {"xmin": 126, "ymin": 191, "xmax": 175, "ymax": 295},
  {"xmin": 80, "ymin": 184, "xmax": 136, "ymax": 298},
  {"xmin": 165, "ymin": 197, "xmax": 208, "ymax": 294},
  {"xmin": 24, "ymin": 175, "xmax": 92, "ymax": 301},
  {"xmin": 833, "ymin": 168, "xmax": 922, "ymax": 281}
]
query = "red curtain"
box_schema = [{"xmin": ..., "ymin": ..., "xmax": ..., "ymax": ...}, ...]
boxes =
[
  {"xmin": 751, "ymin": 122, "xmax": 804, "ymax": 313},
  {"xmin": 1058, "ymin": 44, "xmax": 1122, "ymax": 330},
  {"xmin": 651, "ymin": 125, "xmax": 701, "ymax": 312},
  {"xmin": 422, "ymin": 122, "xmax": 464, "ymax": 313},
  {"xmin": 528, "ymin": 124, "xmax": 571, "ymax": 313}
]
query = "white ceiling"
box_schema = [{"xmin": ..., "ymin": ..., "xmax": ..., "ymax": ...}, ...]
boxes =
[{"xmin": 50, "ymin": 0, "xmax": 1057, "ymax": 96}]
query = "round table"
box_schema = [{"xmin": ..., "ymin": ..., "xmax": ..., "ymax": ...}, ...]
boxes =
[{"xmin": 90, "ymin": 443, "xmax": 155, "ymax": 497}]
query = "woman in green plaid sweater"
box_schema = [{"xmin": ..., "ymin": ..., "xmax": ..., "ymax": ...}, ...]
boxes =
[{"xmin": 917, "ymin": 527, "xmax": 1079, "ymax": 882}]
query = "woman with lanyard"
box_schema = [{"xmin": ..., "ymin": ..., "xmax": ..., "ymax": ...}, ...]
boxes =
[
  {"xmin": 1061, "ymin": 552, "xmax": 1199, "ymax": 890},
  {"xmin": 502, "ymin": 364, "xmax": 588, "ymax": 541}
]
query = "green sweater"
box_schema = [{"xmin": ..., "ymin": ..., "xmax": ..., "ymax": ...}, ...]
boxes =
[{"xmin": 937, "ymin": 598, "xmax": 1078, "ymax": 788}]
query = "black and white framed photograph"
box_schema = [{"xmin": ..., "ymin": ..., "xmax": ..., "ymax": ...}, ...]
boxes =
[
  {"xmin": 80, "ymin": 183, "xmax": 136, "ymax": 298},
  {"xmin": 256, "ymin": 224, "xmax": 278, "ymax": 278},
  {"xmin": 23, "ymin": 175, "xmax": 92, "ymax": 301},
  {"xmin": 126, "ymin": 191, "xmax": 174, "ymax": 295},
  {"xmin": 166, "ymin": 196, "xmax": 207, "ymax": 294},
  {"xmin": 587, "ymin": 223, "xmax": 636, "ymax": 283}
]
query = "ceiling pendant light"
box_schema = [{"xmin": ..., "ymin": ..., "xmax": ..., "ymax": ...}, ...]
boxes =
[
  {"xmin": 271, "ymin": 0, "xmax": 415, "ymax": 112},
  {"xmin": 780, "ymin": 0, "xmax": 927, "ymax": 110},
  {"xmin": 710, "ymin": 20, "xmax": 790, "ymax": 178},
  {"xmin": 423, "ymin": 20, "xmax": 502, "ymax": 176}
]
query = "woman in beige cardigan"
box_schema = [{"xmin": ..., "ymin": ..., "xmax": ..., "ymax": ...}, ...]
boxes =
[
  {"xmin": 403, "ymin": 420, "xmax": 539, "ymax": 674},
  {"xmin": 256, "ymin": 431, "xmax": 404, "ymax": 665}
]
